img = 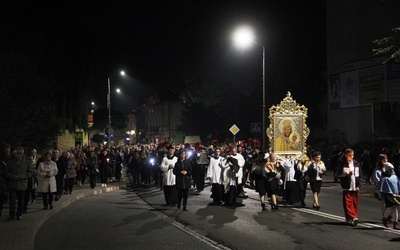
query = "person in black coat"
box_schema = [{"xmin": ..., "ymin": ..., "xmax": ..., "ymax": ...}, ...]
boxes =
[
  {"xmin": 251, "ymin": 152, "xmax": 268, "ymax": 210},
  {"xmin": 98, "ymin": 149, "xmax": 111, "ymax": 187},
  {"xmin": 173, "ymin": 151, "xmax": 192, "ymax": 211},
  {"xmin": 86, "ymin": 150, "xmax": 99, "ymax": 189}
]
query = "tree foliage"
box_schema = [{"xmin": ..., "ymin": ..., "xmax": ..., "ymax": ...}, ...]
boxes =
[
  {"xmin": 91, "ymin": 108, "xmax": 128, "ymax": 132},
  {"xmin": 373, "ymin": 27, "xmax": 400, "ymax": 63},
  {"xmin": 176, "ymin": 74, "xmax": 260, "ymax": 143},
  {"xmin": 0, "ymin": 52, "xmax": 65, "ymax": 150}
]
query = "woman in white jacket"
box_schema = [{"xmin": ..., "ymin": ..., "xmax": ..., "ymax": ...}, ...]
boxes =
[{"xmin": 37, "ymin": 151, "xmax": 58, "ymax": 210}]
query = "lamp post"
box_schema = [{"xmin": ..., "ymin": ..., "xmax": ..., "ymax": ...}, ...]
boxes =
[
  {"xmin": 107, "ymin": 70, "xmax": 125, "ymax": 147},
  {"xmin": 233, "ymin": 26, "xmax": 266, "ymax": 153}
]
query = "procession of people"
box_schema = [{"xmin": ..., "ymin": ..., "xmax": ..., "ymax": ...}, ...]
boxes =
[{"xmin": 1, "ymin": 141, "xmax": 400, "ymax": 231}]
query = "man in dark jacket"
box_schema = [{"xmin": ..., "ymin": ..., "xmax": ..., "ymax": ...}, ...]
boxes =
[
  {"xmin": 5, "ymin": 146, "xmax": 33, "ymax": 221},
  {"xmin": 173, "ymin": 151, "xmax": 192, "ymax": 211},
  {"xmin": 337, "ymin": 148, "xmax": 362, "ymax": 227}
]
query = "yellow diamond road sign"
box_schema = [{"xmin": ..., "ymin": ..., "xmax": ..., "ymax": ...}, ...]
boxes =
[{"xmin": 229, "ymin": 124, "xmax": 240, "ymax": 135}]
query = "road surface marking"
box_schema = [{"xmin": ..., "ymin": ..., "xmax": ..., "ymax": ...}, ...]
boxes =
[{"xmin": 292, "ymin": 207, "xmax": 400, "ymax": 235}]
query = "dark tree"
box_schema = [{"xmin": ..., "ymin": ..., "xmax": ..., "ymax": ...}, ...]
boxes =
[
  {"xmin": 91, "ymin": 108, "xmax": 128, "ymax": 132},
  {"xmin": 0, "ymin": 52, "xmax": 65, "ymax": 149}
]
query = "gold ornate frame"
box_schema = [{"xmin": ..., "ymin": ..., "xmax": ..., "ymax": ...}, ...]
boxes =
[{"xmin": 266, "ymin": 92, "xmax": 309, "ymax": 160}]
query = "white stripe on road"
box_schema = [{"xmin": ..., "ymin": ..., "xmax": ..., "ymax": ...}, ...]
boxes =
[{"xmin": 292, "ymin": 207, "xmax": 400, "ymax": 235}]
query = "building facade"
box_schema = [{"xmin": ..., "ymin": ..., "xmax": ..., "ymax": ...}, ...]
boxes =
[
  {"xmin": 327, "ymin": 0, "xmax": 400, "ymax": 144},
  {"xmin": 127, "ymin": 97, "xmax": 185, "ymax": 145}
]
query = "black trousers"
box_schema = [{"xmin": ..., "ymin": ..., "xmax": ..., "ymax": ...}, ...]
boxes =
[
  {"xmin": 285, "ymin": 181, "xmax": 300, "ymax": 204},
  {"xmin": 9, "ymin": 189, "xmax": 25, "ymax": 217},
  {"xmin": 42, "ymin": 192, "xmax": 53, "ymax": 207},
  {"xmin": 196, "ymin": 165, "xmax": 206, "ymax": 191},
  {"xmin": 64, "ymin": 177, "xmax": 75, "ymax": 193},
  {"xmin": 211, "ymin": 183, "xmax": 223, "ymax": 204},
  {"xmin": 225, "ymin": 185, "xmax": 237, "ymax": 205},
  {"xmin": 153, "ymin": 167, "xmax": 160, "ymax": 187},
  {"xmin": 115, "ymin": 164, "xmax": 121, "ymax": 181},
  {"xmin": 297, "ymin": 179, "xmax": 308, "ymax": 205},
  {"xmin": 0, "ymin": 190, "xmax": 4, "ymax": 215},
  {"xmin": 163, "ymin": 185, "xmax": 177, "ymax": 205},
  {"xmin": 90, "ymin": 174, "xmax": 97, "ymax": 189},
  {"xmin": 100, "ymin": 168, "xmax": 108, "ymax": 183},
  {"xmin": 55, "ymin": 174, "xmax": 64, "ymax": 197},
  {"xmin": 24, "ymin": 178, "xmax": 35, "ymax": 211},
  {"xmin": 177, "ymin": 188, "xmax": 189, "ymax": 207}
]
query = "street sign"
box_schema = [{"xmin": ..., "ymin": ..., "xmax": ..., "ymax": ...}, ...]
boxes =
[
  {"xmin": 251, "ymin": 123, "xmax": 262, "ymax": 133},
  {"xmin": 229, "ymin": 124, "xmax": 240, "ymax": 135}
]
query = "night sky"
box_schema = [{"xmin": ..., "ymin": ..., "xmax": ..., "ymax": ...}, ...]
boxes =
[{"xmin": 2, "ymin": 0, "xmax": 326, "ymax": 115}]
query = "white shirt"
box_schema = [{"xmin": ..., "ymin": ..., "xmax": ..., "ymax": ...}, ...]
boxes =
[
  {"xmin": 207, "ymin": 156, "xmax": 223, "ymax": 184},
  {"xmin": 283, "ymin": 159, "xmax": 297, "ymax": 182},
  {"xmin": 160, "ymin": 155, "xmax": 178, "ymax": 186},
  {"xmin": 231, "ymin": 153, "xmax": 245, "ymax": 184}
]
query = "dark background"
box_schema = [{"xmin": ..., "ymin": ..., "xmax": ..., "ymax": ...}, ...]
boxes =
[{"xmin": 1, "ymin": 0, "xmax": 326, "ymax": 146}]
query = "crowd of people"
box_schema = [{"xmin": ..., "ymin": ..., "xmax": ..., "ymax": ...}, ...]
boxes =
[
  {"xmin": 1, "ymin": 141, "xmax": 400, "ymax": 230},
  {"xmin": 0, "ymin": 144, "xmax": 124, "ymax": 221}
]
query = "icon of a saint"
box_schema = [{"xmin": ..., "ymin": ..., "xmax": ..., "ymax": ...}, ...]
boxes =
[{"xmin": 275, "ymin": 118, "xmax": 299, "ymax": 151}]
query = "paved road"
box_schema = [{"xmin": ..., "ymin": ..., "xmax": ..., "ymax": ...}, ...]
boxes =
[
  {"xmin": 33, "ymin": 170, "xmax": 400, "ymax": 250},
  {"xmin": 132, "ymin": 174, "xmax": 400, "ymax": 249},
  {"xmin": 35, "ymin": 190, "xmax": 226, "ymax": 250}
]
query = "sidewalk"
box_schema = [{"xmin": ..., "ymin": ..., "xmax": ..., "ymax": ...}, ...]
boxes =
[{"xmin": 0, "ymin": 183, "xmax": 121, "ymax": 250}]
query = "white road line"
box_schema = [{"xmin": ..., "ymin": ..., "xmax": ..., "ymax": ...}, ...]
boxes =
[{"xmin": 292, "ymin": 207, "xmax": 400, "ymax": 235}]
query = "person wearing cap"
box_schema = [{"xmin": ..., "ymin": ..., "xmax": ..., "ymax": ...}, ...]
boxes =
[
  {"xmin": 337, "ymin": 148, "xmax": 362, "ymax": 227},
  {"xmin": 379, "ymin": 162, "xmax": 400, "ymax": 229},
  {"xmin": 37, "ymin": 151, "xmax": 58, "ymax": 210}
]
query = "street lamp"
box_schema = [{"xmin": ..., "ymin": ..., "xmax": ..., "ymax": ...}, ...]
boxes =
[
  {"xmin": 233, "ymin": 26, "xmax": 266, "ymax": 153},
  {"xmin": 107, "ymin": 70, "xmax": 125, "ymax": 147}
]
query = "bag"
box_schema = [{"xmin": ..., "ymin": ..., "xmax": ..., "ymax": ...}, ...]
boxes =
[
  {"xmin": 374, "ymin": 191, "xmax": 382, "ymax": 201},
  {"xmin": 388, "ymin": 194, "xmax": 400, "ymax": 205}
]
